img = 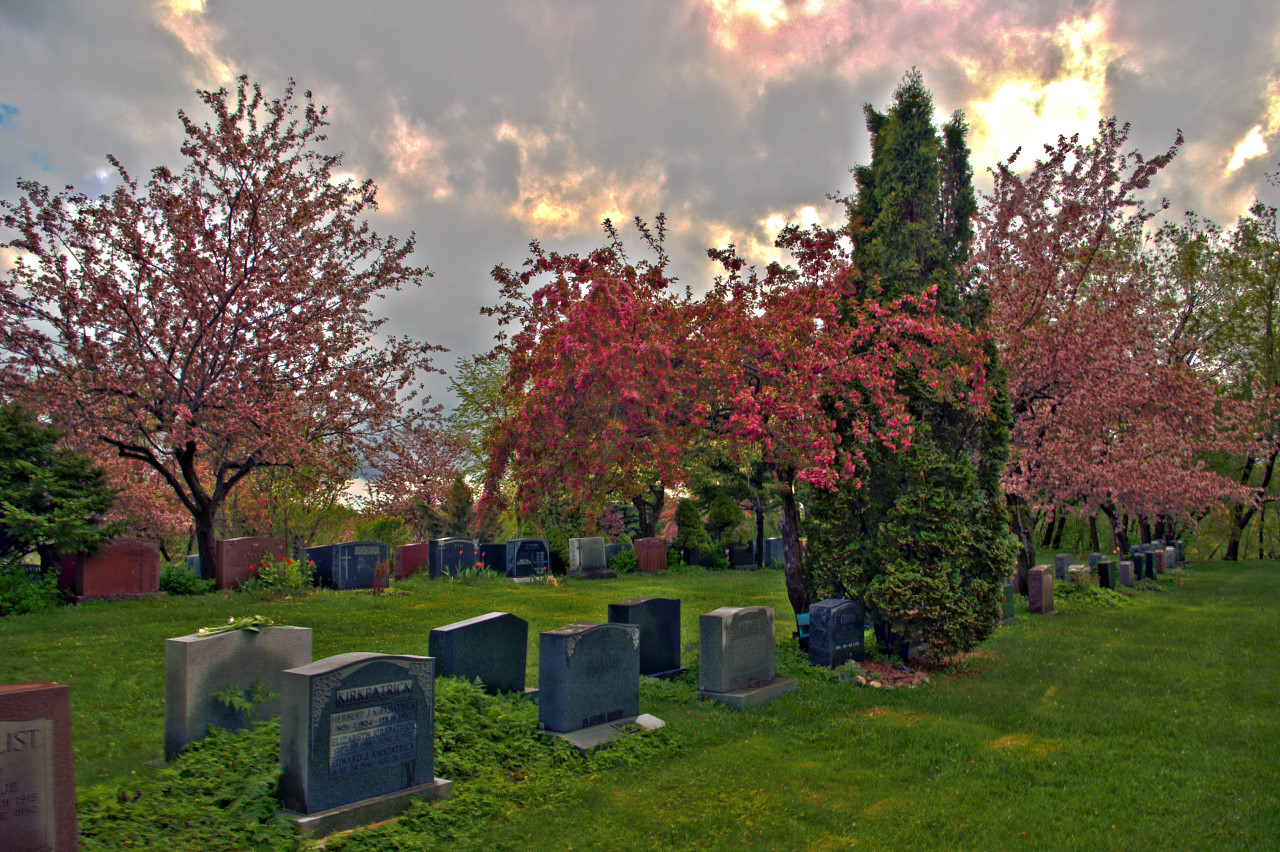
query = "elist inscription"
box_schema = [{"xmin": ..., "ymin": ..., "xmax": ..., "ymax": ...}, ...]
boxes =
[
  {"xmin": 0, "ymin": 718, "xmax": 54, "ymax": 852},
  {"xmin": 328, "ymin": 699, "xmax": 416, "ymax": 778}
]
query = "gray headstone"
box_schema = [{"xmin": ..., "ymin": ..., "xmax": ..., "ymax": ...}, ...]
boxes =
[
  {"xmin": 1097, "ymin": 560, "xmax": 1117, "ymax": 590},
  {"xmin": 505, "ymin": 538, "xmax": 550, "ymax": 579},
  {"xmin": 279, "ymin": 653, "xmax": 436, "ymax": 815},
  {"xmin": 428, "ymin": 612, "xmax": 528, "ymax": 695},
  {"xmin": 763, "ymin": 538, "xmax": 784, "ymax": 566},
  {"xmin": 1119, "ymin": 560, "xmax": 1134, "ymax": 588},
  {"xmin": 186, "ymin": 553, "xmax": 201, "ymax": 577},
  {"xmin": 1001, "ymin": 578, "xmax": 1017, "ymax": 623},
  {"xmin": 1165, "ymin": 546, "xmax": 1177, "ymax": 571},
  {"xmin": 807, "ymin": 599, "xmax": 865, "ymax": 668},
  {"xmin": 1087, "ymin": 552, "xmax": 1100, "ymax": 570},
  {"xmin": 305, "ymin": 542, "xmax": 388, "ymax": 590},
  {"xmin": 1053, "ymin": 554, "xmax": 1071, "ymax": 580},
  {"xmin": 607, "ymin": 597, "xmax": 681, "ymax": 677},
  {"xmin": 568, "ymin": 537, "xmax": 607, "ymax": 573},
  {"xmin": 727, "ymin": 543, "xmax": 755, "ymax": 567},
  {"xmin": 699, "ymin": 606, "xmax": 775, "ymax": 693},
  {"xmin": 538, "ymin": 622, "xmax": 639, "ymax": 733},
  {"xmin": 165, "ymin": 625, "xmax": 312, "ymax": 760}
]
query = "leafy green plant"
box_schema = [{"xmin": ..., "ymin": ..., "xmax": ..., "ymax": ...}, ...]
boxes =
[
  {"xmin": 242, "ymin": 555, "xmax": 315, "ymax": 596},
  {"xmin": 608, "ymin": 548, "xmax": 637, "ymax": 574},
  {"xmin": 158, "ymin": 564, "xmax": 214, "ymax": 596},
  {"xmin": 211, "ymin": 678, "xmax": 279, "ymax": 726},
  {"xmin": 0, "ymin": 563, "xmax": 62, "ymax": 616}
]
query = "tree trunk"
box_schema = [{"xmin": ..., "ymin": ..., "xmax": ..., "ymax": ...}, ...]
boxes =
[
  {"xmin": 1088, "ymin": 513, "xmax": 1100, "ymax": 553},
  {"xmin": 1101, "ymin": 502, "xmax": 1130, "ymax": 555},
  {"xmin": 1040, "ymin": 509, "xmax": 1056, "ymax": 548},
  {"xmin": 777, "ymin": 480, "xmax": 809, "ymax": 616},
  {"xmin": 1050, "ymin": 512, "xmax": 1066, "ymax": 549},
  {"xmin": 631, "ymin": 482, "xmax": 665, "ymax": 539},
  {"xmin": 1006, "ymin": 493, "xmax": 1035, "ymax": 594},
  {"xmin": 194, "ymin": 507, "xmax": 218, "ymax": 585},
  {"xmin": 1138, "ymin": 514, "xmax": 1152, "ymax": 544}
]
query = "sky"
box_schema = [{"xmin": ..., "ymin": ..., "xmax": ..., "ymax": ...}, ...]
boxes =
[{"xmin": 2, "ymin": 0, "xmax": 1279, "ymax": 409}]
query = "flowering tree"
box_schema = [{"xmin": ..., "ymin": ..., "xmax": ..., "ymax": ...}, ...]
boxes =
[
  {"xmin": 975, "ymin": 119, "xmax": 1250, "ymax": 566},
  {"xmin": 0, "ymin": 77, "xmax": 442, "ymax": 577},
  {"xmin": 485, "ymin": 215, "xmax": 990, "ymax": 614}
]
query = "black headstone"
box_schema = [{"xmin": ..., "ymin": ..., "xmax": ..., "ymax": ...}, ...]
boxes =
[
  {"xmin": 428, "ymin": 612, "xmax": 528, "ymax": 695},
  {"xmin": 304, "ymin": 541, "xmax": 388, "ymax": 590},
  {"xmin": 807, "ymin": 598, "xmax": 865, "ymax": 668},
  {"xmin": 607, "ymin": 597, "xmax": 682, "ymax": 677},
  {"xmin": 478, "ymin": 543, "xmax": 506, "ymax": 573},
  {"xmin": 505, "ymin": 538, "xmax": 550, "ymax": 579}
]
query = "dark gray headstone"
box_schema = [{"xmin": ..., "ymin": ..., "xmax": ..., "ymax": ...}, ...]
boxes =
[
  {"xmin": 604, "ymin": 543, "xmax": 630, "ymax": 567},
  {"xmin": 607, "ymin": 597, "xmax": 681, "ymax": 677},
  {"xmin": 568, "ymin": 537, "xmax": 607, "ymax": 573},
  {"xmin": 1119, "ymin": 560, "xmax": 1134, "ymax": 588},
  {"xmin": 699, "ymin": 606, "xmax": 775, "ymax": 693},
  {"xmin": 1165, "ymin": 546, "xmax": 1177, "ymax": 571},
  {"xmin": 1097, "ymin": 560, "xmax": 1117, "ymax": 590},
  {"xmin": 478, "ymin": 543, "xmax": 506, "ymax": 573},
  {"xmin": 279, "ymin": 653, "xmax": 436, "ymax": 815},
  {"xmin": 305, "ymin": 541, "xmax": 388, "ymax": 590},
  {"xmin": 165, "ymin": 626, "xmax": 312, "ymax": 760},
  {"xmin": 428, "ymin": 612, "xmax": 528, "ymax": 695},
  {"xmin": 186, "ymin": 554, "xmax": 201, "ymax": 577},
  {"xmin": 727, "ymin": 543, "xmax": 756, "ymax": 567},
  {"xmin": 763, "ymin": 538, "xmax": 783, "ymax": 566},
  {"xmin": 1087, "ymin": 552, "xmax": 1100, "ymax": 570},
  {"xmin": 427, "ymin": 538, "xmax": 474, "ymax": 579},
  {"xmin": 538, "ymin": 623, "xmax": 639, "ymax": 733},
  {"xmin": 505, "ymin": 538, "xmax": 550, "ymax": 579},
  {"xmin": 807, "ymin": 599, "xmax": 865, "ymax": 668},
  {"xmin": 1053, "ymin": 554, "xmax": 1070, "ymax": 580}
]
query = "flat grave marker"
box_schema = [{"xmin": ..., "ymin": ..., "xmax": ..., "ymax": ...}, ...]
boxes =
[{"xmin": 0, "ymin": 681, "xmax": 77, "ymax": 852}]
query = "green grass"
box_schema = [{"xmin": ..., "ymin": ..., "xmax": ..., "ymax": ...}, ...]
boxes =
[{"xmin": 1, "ymin": 563, "xmax": 1277, "ymax": 850}]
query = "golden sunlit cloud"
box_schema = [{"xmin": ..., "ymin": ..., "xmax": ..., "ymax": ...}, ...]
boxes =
[
  {"xmin": 381, "ymin": 112, "xmax": 452, "ymax": 205},
  {"xmin": 154, "ymin": 0, "xmax": 234, "ymax": 87},
  {"xmin": 969, "ymin": 11, "xmax": 1117, "ymax": 169},
  {"xmin": 1226, "ymin": 125, "xmax": 1269, "ymax": 174}
]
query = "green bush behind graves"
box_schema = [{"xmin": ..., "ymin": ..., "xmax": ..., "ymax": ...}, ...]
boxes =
[
  {"xmin": 158, "ymin": 564, "xmax": 215, "ymax": 597},
  {"xmin": 0, "ymin": 563, "xmax": 1276, "ymax": 850}
]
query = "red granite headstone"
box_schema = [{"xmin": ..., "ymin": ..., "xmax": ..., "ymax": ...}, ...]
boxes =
[
  {"xmin": 1027, "ymin": 566, "xmax": 1055, "ymax": 614},
  {"xmin": 56, "ymin": 538, "xmax": 160, "ymax": 600},
  {"xmin": 633, "ymin": 538, "xmax": 667, "ymax": 574},
  {"xmin": 215, "ymin": 537, "xmax": 286, "ymax": 590},
  {"xmin": 394, "ymin": 542, "xmax": 431, "ymax": 580},
  {"xmin": 1152, "ymin": 549, "xmax": 1166, "ymax": 574},
  {"xmin": 0, "ymin": 681, "xmax": 77, "ymax": 852}
]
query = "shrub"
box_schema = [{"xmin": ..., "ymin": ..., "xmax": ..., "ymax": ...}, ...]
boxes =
[
  {"xmin": 0, "ymin": 563, "xmax": 62, "ymax": 616},
  {"xmin": 242, "ymin": 555, "xmax": 315, "ymax": 596},
  {"xmin": 158, "ymin": 564, "xmax": 214, "ymax": 596},
  {"xmin": 609, "ymin": 549, "xmax": 637, "ymax": 574}
]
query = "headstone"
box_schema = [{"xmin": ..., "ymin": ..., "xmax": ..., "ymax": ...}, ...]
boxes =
[
  {"xmin": 762, "ymin": 537, "xmax": 784, "ymax": 567},
  {"xmin": 1144, "ymin": 552, "xmax": 1157, "ymax": 580},
  {"xmin": 1153, "ymin": 549, "xmax": 1166, "ymax": 574},
  {"xmin": 1001, "ymin": 577, "xmax": 1017, "ymax": 623},
  {"xmin": 1087, "ymin": 552, "xmax": 1100, "ymax": 570},
  {"xmin": 1097, "ymin": 560, "xmax": 1117, "ymax": 590},
  {"xmin": 505, "ymin": 538, "xmax": 550, "ymax": 580},
  {"xmin": 393, "ymin": 542, "xmax": 431, "ymax": 580},
  {"xmin": 1119, "ymin": 560, "xmax": 1134, "ymax": 588},
  {"xmin": 1131, "ymin": 552, "xmax": 1147, "ymax": 580},
  {"xmin": 727, "ymin": 543, "xmax": 755, "ymax": 567},
  {"xmin": 305, "ymin": 541, "xmax": 389, "ymax": 590},
  {"xmin": 55, "ymin": 537, "xmax": 160, "ymax": 600},
  {"xmin": 604, "ymin": 542, "xmax": 631, "ymax": 567},
  {"xmin": 164, "ymin": 625, "xmax": 312, "ymax": 760},
  {"xmin": 427, "ymin": 538, "xmax": 474, "ymax": 579},
  {"xmin": 1053, "ymin": 554, "xmax": 1071, "ymax": 581},
  {"xmin": 279, "ymin": 653, "xmax": 450, "ymax": 837},
  {"xmin": 633, "ymin": 538, "xmax": 667, "ymax": 574},
  {"xmin": 682, "ymin": 547, "xmax": 715, "ymax": 568},
  {"xmin": 607, "ymin": 598, "xmax": 682, "ymax": 677},
  {"xmin": 478, "ymin": 543, "xmax": 506, "ymax": 573},
  {"xmin": 1176, "ymin": 540, "xmax": 1186, "ymax": 563},
  {"xmin": 186, "ymin": 553, "xmax": 201, "ymax": 576},
  {"xmin": 1067, "ymin": 564, "xmax": 1090, "ymax": 586},
  {"xmin": 698, "ymin": 606, "xmax": 796, "ymax": 708},
  {"xmin": 0, "ymin": 682, "xmax": 77, "ymax": 852},
  {"xmin": 568, "ymin": 537, "xmax": 607, "ymax": 574},
  {"xmin": 1028, "ymin": 566, "xmax": 1055, "ymax": 614},
  {"xmin": 1165, "ymin": 546, "xmax": 1178, "ymax": 571},
  {"xmin": 217, "ymin": 536, "xmax": 287, "ymax": 590},
  {"xmin": 538, "ymin": 623, "xmax": 639, "ymax": 733},
  {"xmin": 807, "ymin": 599, "xmax": 866, "ymax": 668},
  {"xmin": 428, "ymin": 612, "xmax": 531, "ymax": 696}
]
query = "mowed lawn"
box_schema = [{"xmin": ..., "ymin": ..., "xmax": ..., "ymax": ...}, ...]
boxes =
[{"xmin": 1, "ymin": 561, "xmax": 1276, "ymax": 850}]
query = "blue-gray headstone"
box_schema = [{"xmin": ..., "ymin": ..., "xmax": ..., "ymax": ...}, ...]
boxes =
[
  {"xmin": 505, "ymin": 538, "xmax": 550, "ymax": 578},
  {"xmin": 808, "ymin": 599, "xmax": 865, "ymax": 668},
  {"xmin": 429, "ymin": 612, "xmax": 528, "ymax": 695},
  {"xmin": 607, "ymin": 597, "xmax": 681, "ymax": 677},
  {"xmin": 538, "ymin": 623, "xmax": 639, "ymax": 733},
  {"xmin": 478, "ymin": 543, "xmax": 506, "ymax": 573},
  {"xmin": 1053, "ymin": 554, "xmax": 1071, "ymax": 580}
]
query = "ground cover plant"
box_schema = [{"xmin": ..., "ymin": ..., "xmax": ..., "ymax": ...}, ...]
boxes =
[{"xmin": 0, "ymin": 563, "xmax": 1276, "ymax": 849}]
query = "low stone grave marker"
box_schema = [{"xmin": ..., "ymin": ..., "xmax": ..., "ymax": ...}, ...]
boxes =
[
  {"xmin": 505, "ymin": 538, "xmax": 550, "ymax": 581},
  {"xmin": 165, "ymin": 625, "xmax": 312, "ymax": 760},
  {"xmin": 1053, "ymin": 553, "xmax": 1071, "ymax": 581},
  {"xmin": 698, "ymin": 606, "xmax": 796, "ymax": 709},
  {"xmin": 538, "ymin": 623, "xmax": 662, "ymax": 751},
  {"xmin": 478, "ymin": 543, "xmax": 506, "ymax": 573},
  {"xmin": 56, "ymin": 537, "xmax": 160, "ymax": 600},
  {"xmin": 279, "ymin": 653, "xmax": 450, "ymax": 838},
  {"xmin": 393, "ymin": 542, "xmax": 431, "ymax": 580},
  {"xmin": 1028, "ymin": 566, "xmax": 1056, "ymax": 614},
  {"xmin": 1066, "ymin": 564, "xmax": 1091, "ymax": 586},
  {"xmin": 1119, "ymin": 560, "xmax": 1135, "ymax": 588},
  {"xmin": 763, "ymin": 537, "xmax": 783, "ymax": 567},
  {"xmin": 568, "ymin": 537, "xmax": 613, "ymax": 578},
  {"xmin": 607, "ymin": 597, "xmax": 683, "ymax": 678},
  {"xmin": 633, "ymin": 538, "xmax": 667, "ymax": 573},
  {"xmin": 428, "ymin": 612, "xmax": 533, "ymax": 696},
  {"xmin": 217, "ymin": 536, "xmax": 286, "ymax": 590},
  {"xmin": 807, "ymin": 599, "xmax": 865, "ymax": 668},
  {"xmin": 306, "ymin": 541, "xmax": 388, "ymax": 590},
  {"xmin": 1097, "ymin": 560, "xmax": 1117, "ymax": 590},
  {"xmin": 0, "ymin": 682, "xmax": 77, "ymax": 852}
]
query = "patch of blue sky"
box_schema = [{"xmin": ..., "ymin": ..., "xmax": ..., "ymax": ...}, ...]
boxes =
[{"xmin": 0, "ymin": 104, "xmax": 17, "ymax": 127}]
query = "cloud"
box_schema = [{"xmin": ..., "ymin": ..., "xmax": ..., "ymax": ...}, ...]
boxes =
[{"xmin": 1226, "ymin": 126, "xmax": 1269, "ymax": 175}]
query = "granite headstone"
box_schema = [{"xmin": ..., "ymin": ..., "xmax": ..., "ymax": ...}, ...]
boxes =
[
  {"xmin": 478, "ymin": 543, "xmax": 506, "ymax": 573},
  {"xmin": 1028, "ymin": 566, "xmax": 1055, "ymax": 614},
  {"xmin": 428, "ymin": 612, "xmax": 529, "ymax": 695},
  {"xmin": 505, "ymin": 538, "xmax": 550, "ymax": 579},
  {"xmin": 568, "ymin": 537, "xmax": 607, "ymax": 574},
  {"xmin": 216, "ymin": 536, "xmax": 286, "ymax": 590},
  {"xmin": 807, "ymin": 599, "xmax": 866, "ymax": 668},
  {"xmin": 0, "ymin": 682, "xmax": 77, "ymax": 852},
  {"xmin": 633, "ymin": 538, "xmax": 667, "ymax": 574},
  {"xmin": 306, "ymin": 541, "xmax": 389, "ymax": 590},
  {"xmin": 56, "ymin": 537, "xmax": 160, "ymax": 600},
  {"xmin": 538, "ymin": 623, "xmax": 639, "ymax": 733},
  {"xmin": 393, "ymin": 543, "xmax": 431, "ymax": 580},
  {"xmin": 607, "ymin": 597, "xmax": 682, "ymax": 677}
]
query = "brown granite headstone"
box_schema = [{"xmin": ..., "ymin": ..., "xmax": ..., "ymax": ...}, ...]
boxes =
[
  {"xmin": 215, "ymin": 537, "xmax": 286, "ymax": 590},
  {"xmin": 0, "ymin": 681, "xmax": 77, "ymax": 852},
  {"xmin": 394, "ymin": 543, "xmax": 431, "ymax": 580},
  {"xmin": 1028, "ymin": 566, "xmax": 1055, "ymax": 614},
  {"xmin": 56, "ymin": 538, "xmax": 159, "ymax": 600},
  {"xmin": 633, "ymin": 538, "xmax": 667, "ymax": 574},
  {"xmin": 1153, "ymin": 550, "xmax": 1166, "ymax": 574}
]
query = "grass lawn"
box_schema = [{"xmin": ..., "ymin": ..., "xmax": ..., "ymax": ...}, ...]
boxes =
[{"xmin": 0, "ymin": 561, "xmax": 1276, "ymax": 850}]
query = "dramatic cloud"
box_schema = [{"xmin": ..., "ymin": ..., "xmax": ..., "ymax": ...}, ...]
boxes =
[{"xmin": 2, "ymin": 0, "xmax": 1277, "ymax": 406}]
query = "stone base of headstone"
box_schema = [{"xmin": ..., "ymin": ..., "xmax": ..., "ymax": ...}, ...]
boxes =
[
  {"xmin": 698, "ymin": 677, "xmax": 797, "ymax": 710},
  {"xmin": 567, "ymin": 568, "xmax": 617, "ymax": 580},
  {"xmin": 280, "ymin": 777, "xmax": 452, "ymax": 840},
  {"xmin": 538, "ymin": 713, "xmax": 665, "ymax": 754},
  {"xmin": 509, "ymin": 575, "xmax": 548, "ymax": 584}
]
